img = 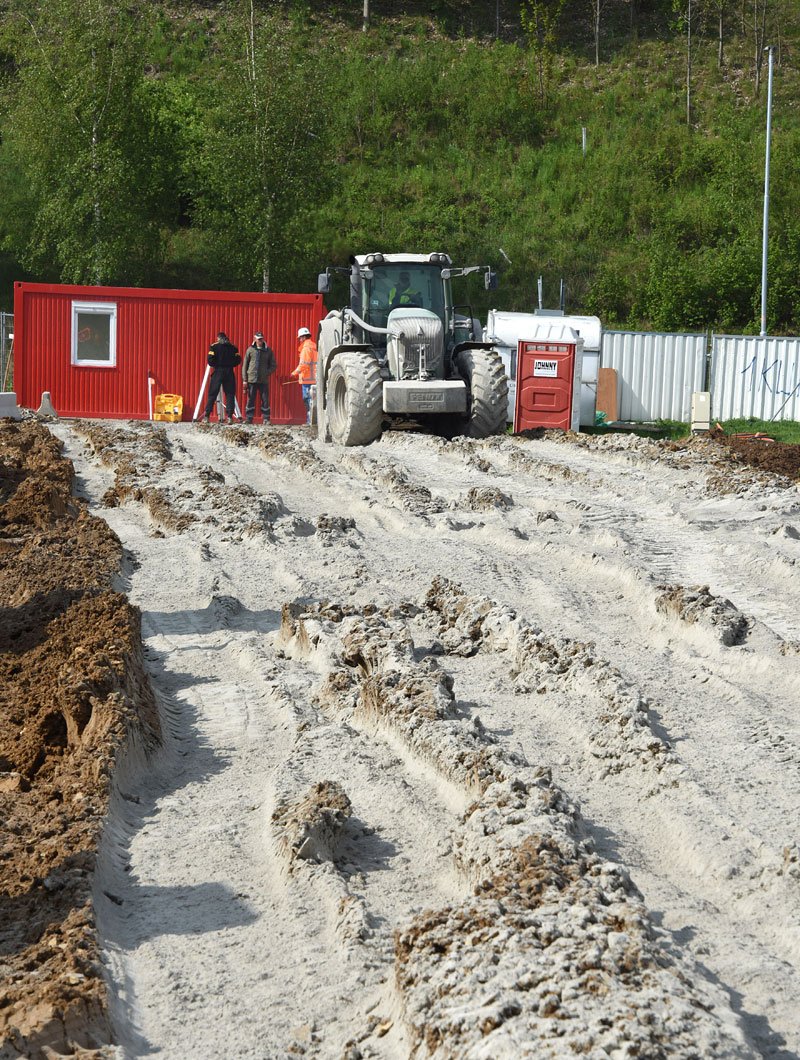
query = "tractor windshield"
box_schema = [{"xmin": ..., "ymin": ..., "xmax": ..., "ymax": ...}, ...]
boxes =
[{"xmin": 364, "ymin": 265, "xmax": 445, "ymax": 331}]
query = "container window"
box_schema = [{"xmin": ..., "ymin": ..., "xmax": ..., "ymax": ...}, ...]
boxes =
[{"xmin": 71, "ymin": 302, "xmax": 117, "ymax": 367}]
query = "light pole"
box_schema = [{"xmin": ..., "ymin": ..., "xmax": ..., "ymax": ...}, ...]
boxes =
[{"xmin": 760, "ymin": 45, "xmax": 775, "ymax": 337}]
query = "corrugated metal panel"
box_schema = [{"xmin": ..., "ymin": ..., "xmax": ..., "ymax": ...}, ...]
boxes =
[
  {"xmin": 711, "ymin": 334, "xmax": 800, "ymax": 421},
  {"xmin": 13, "ymin": 282, "xmax": 325, "ymax": 424},
  {"xmin": 602, "ymin": 330, "xmax": 707, "ymax": 421}
]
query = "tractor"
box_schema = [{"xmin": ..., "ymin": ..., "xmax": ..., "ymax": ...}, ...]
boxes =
[{"xmin": 315, "ymin": 252, "xmax": 508, "ymax": 446}]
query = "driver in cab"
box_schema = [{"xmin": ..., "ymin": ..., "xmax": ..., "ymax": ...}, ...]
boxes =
[{"xmin": 389, "ymin": 272, "xmax": 422, "ymax": 309}]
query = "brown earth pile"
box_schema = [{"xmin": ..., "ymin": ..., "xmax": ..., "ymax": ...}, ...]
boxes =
[
  {"xmin": 0, "ymin": 421, "xmax": 159, "ymax": 1060},
  {"xmin": 708, "ymin": 428, "xmax": 800, "ymax": 481}
]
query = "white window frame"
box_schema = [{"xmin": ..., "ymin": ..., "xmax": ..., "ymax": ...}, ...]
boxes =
[{"xmin": 71, "ymin": 301, "xmax": 117, "ymax": 367}]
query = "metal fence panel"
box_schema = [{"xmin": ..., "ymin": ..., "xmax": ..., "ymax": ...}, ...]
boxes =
[
  {"xmin": 0, "ymin": 312, "xmax": 12, "ymax": 390},
  {"xmin": 602, "ymin": 330, "xmax": 707, "ymax": 422},
  {"xmin": 711, "ymin": 334, "xmax": 800, "ymax": 422}
]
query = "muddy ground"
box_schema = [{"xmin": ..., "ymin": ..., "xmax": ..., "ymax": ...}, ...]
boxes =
[
  {"xmin": 3, "ymin": 416, "xmax": 800, "ymax": 1059},
  {"xmin": 0, "ymin": 421, "xmax": 159, "ymax": 1060}
]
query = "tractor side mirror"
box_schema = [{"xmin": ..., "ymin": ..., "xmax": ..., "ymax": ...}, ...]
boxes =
[
  {"xmin": 318, "ymin": 272, "xmax": 331, "ymax": 294},
  {"xmin": 485, "ymin": 270, "xmax": 498, "ymax": 291}
]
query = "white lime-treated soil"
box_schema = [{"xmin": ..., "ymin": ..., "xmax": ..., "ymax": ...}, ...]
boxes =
[{"xmin": 54, "ymin": 420, "xmax": 800, "ymax": 1059}]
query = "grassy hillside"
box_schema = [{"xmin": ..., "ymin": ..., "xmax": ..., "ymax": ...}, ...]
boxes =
[{"xmin": 1, "ymin": 1, "xmax": 799, "ymax": 333}]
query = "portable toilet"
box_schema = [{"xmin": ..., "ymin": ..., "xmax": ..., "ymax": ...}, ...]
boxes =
[
  {"xmin": 484, "ymin": 309, "xmax": 601, "ymax": 426},
  {"xmin": 514, "ymin": 324, "xmax": 583, "ymax": 433}
]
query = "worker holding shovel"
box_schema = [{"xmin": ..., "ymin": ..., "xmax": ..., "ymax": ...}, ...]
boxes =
[{"xmin": 290, "ymin": 326, "xmax": 317, "ymax": 425}]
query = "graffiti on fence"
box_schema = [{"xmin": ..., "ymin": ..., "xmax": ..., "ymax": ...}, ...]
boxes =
[{"xmin": 739, "ymin": 353, "xmax": 800, "ymax": 418}]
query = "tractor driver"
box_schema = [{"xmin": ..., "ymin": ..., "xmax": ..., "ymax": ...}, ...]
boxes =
[{"xmin": 389, "ymin": 272, "xmax": 422, "ymax": 309}]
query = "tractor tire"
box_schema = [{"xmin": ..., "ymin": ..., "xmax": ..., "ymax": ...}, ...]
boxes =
[
  {"xmin": 326, "ymin": 351, "xmax": 384, "ymax": 447},
  {"xmin": 457, "ymin": 348, "xmax": 509, "ymax": 438}
]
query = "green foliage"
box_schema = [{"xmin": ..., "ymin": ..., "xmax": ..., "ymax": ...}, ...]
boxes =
[
  {"xmin": 183, "ymin": 3, "xmax": 334, "ymax": 292},
  {"xmin": 1, "ymin": 0, "xmax": 176, "ymax": 285},
  {"xmin": 0, "ymin": 0, "xmax": 800, "ymax": 339}
]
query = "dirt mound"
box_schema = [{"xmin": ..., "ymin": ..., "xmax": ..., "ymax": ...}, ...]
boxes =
[
  {"xmin": 0, "ymin": 421, "xmax": 158, "ymax": 1060},
  {"xmin": 655, "ymin": 583, "xmax": 750, "ymax": 645},
  {"xmin": 710, "ymin": 428, "xmax": 800, "ymax": 481}
]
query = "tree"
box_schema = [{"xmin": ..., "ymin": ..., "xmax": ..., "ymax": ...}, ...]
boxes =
[
  {"xmin": 1, "ymin": 0, "xmax": 174, "ymax": 284},
  {"xmin": 672, "ymin": 0, "xmax": 697, "ymax": 126},
  {"xmin": 188, "ymin": 4, "xmax": 331, "ymax": 292},
  {"xmin": 522, "ymin": 0, "xmax": 566, "ymax": 104},
  {"xmin": 591, "ymin": 0, "xmax": 604, "ymax": 66}
]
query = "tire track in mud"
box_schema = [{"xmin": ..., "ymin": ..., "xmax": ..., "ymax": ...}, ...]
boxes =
[
  {"xmin": 55, "ymin": 421, "xmax": 800, "ymax": 1056},
  {"xmin": 189, "ymin": 424, "xmax": 800, "ymax": 846},
  {"xmin": 417, "ymin": 577, "xmax": 800, "ymax": 1057},
  {"xmin": 278, "ymin": 597, "xmax": 757, "ymax": 1058}
]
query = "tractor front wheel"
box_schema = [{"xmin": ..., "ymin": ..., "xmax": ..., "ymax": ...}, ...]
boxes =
[
  {"xmin": 456, "ymin": 348, "xmax": 509, "ymax": 438},
  {"xmin": 326, "ymin": 352, "xmax": 384, "ymax": 447}
]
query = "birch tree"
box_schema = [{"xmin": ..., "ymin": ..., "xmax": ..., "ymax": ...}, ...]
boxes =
[
  {"xmin": 190, "ymin": 4, "xmax": 330, "ymax": 293},
  {"xmin": 2, "ymin": 0, "xmax": 173, "ymax": 284}
]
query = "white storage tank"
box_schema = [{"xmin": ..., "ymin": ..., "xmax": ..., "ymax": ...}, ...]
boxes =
[{"xmin": 484, "ymin": 309, "xmax": 602, "ymax": 426}]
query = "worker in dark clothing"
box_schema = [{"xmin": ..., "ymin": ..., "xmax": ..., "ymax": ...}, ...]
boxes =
[
  {"xmin": 242, "ymin": 331, "xmax": 276, "ymax": 424},
  {"xmin": 203, "ymin": 331, "xmax": 241, "ymax": 423}
]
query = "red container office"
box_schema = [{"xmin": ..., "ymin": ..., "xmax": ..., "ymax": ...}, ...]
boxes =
[
  {"xmin": 13, "ymin": 282, "xmax": 325, "ymax": 423},
  {"xmin": 514, "ymin": 329, "xmax": 583, "ymax": 433}
]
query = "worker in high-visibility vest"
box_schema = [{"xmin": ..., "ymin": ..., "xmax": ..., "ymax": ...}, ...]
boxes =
[
  {"xmin": 290, "ymin": 326, "xmax": 318, "ymax": 424},
  {"xmin": 389, "ymin": 271, "xmax": 422, "ymax": 309}
]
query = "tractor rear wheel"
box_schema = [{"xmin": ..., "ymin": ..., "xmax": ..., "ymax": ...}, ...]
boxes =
[
  {"xmin": 326, "ymin": 352, "xmax": 384, "ymax": 446},
  {"xmin": 457, "ymin": 348, "xmax": 508, "ymax": 438}
]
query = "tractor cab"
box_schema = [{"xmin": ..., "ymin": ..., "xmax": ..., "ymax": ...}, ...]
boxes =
[{"xmin": 361, "ymin": 261, "xmax": 446, "ymax": 334}]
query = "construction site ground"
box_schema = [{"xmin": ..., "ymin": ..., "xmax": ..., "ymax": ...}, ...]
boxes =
[{"xmin": 3, "ymin": 417, "xmax": 800, "ymax": 1059}]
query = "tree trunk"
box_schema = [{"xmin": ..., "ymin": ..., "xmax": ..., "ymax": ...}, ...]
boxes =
[{"xmin": 594, "ymin": 0, "xmax": 600, "ymax": 67}]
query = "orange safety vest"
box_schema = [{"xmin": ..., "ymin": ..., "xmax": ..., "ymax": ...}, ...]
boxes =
[{"xmin": 295, "ymin": 338, "xmax": 317, "ymax": 384}]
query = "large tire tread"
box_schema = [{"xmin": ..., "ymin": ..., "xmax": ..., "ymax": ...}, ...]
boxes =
[
  {"xmin": 457, "ymin": 348, "xmax": 509, "ymax": 438},
  {"xmin": 327, "ymin": 352, "xmax": 384, "ymax": 447}
]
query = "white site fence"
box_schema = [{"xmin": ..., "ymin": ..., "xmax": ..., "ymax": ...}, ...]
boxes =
[
  {"xmin": 602, "ymin": 330, "xmax": 707, "ymax": 423},
  {"xmin": 711, "ymin": 334, "xmax": 800, "ymax": 422},
  {"xmin": 598, "ymin": 330, "xmax": 800, "ymax": 424}
]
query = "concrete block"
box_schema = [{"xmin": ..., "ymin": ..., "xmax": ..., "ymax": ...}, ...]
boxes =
[
  {"xmin": 0, "ymin": 392, "xmax": 23, "ymax": 421},
  {"xmin": 36, "ymin": 392, "xmax": 58, "ymax": 418}
]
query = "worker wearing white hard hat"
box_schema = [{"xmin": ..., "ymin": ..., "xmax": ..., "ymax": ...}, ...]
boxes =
[{"xmin": 291, "ymin": 326, "xmax": 317, "ymax": 424}]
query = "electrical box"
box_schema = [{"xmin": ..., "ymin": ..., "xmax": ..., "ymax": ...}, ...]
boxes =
[{"xmin": 691, "ymin": 391, "xmax": 711, "ymax": 433}]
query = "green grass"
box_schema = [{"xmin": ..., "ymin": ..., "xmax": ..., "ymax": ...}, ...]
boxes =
[
  {"xmin": 718, "ymin": 418, "xmax": 800, "ymax": 445},
  {"xmin": 585, "ymin": 417, "xmax": 800, "ymax": 444}
]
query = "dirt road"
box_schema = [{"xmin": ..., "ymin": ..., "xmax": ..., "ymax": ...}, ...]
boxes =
[{"xmin": 52, "ymin": 421, "xmax": 800, "ymax": 1058}]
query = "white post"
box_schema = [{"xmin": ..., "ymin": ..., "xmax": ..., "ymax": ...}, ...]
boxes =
[{"xmin": 760, "ymin": 45, "xmax": 775, "ymax": 337}]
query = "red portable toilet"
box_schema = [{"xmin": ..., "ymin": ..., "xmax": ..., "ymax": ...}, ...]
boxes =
[{"xmin": 514, "ymin": 324, "xmax": 583, "ymax": 433}]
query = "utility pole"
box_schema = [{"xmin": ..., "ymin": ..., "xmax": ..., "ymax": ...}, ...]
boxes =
[{"xmin": 760, "ymin": 44, "xmax": 775, "ymax": 337}]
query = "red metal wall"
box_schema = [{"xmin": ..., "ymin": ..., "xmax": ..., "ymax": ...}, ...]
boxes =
[{"xmin": 13, "ymin": 282, "xmax": 325, "ymax": 423}]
